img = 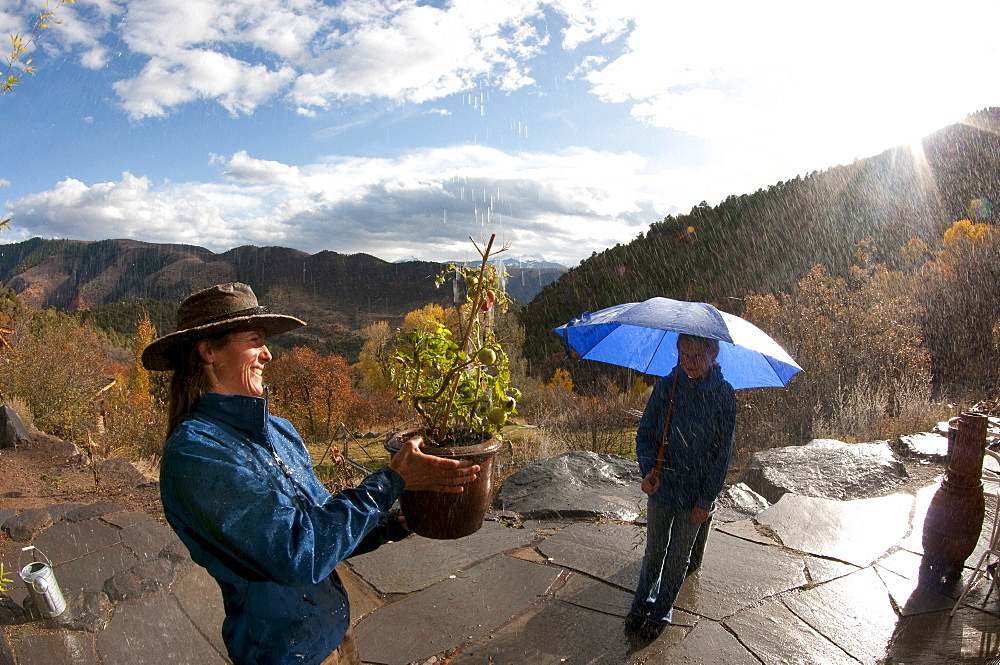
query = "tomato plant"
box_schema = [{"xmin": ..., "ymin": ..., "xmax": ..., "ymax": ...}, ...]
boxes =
[{"xmin": 389, "ymin": 234, "xmax": 521, "ymax": 445}]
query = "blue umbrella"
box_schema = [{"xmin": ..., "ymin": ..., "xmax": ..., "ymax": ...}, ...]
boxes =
[{"xmin": 554, "ymin": 297, "xmax": 802, "ymax": 389}]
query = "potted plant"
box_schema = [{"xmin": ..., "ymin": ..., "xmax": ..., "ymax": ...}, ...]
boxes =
[{"xmin": 386, "ymin": 234, "xmax": 521, "ymax": 539}]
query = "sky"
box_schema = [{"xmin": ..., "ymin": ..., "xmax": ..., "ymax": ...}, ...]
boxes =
[{"xmin": 1, "ymin": 0, "xmax": 999, "ymax": 267}]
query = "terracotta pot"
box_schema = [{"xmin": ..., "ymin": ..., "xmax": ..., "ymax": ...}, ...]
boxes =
[{"xmin": 385, "ymin": 433, "xmax": 503, "ymax": 540}]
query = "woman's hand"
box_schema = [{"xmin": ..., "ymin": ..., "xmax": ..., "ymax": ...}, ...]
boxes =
[
  {"xmin": 640, "ymin": 471, "xmax": 660, "ymax": 495},
  {"xmin": 387, "ymin": 435, "xmax": 480, "ymax": 493}
]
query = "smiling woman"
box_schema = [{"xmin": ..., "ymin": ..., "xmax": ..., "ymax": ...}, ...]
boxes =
[{"xmin": 140, "ymin": 281, "xmax": 482, "ymax": 665}]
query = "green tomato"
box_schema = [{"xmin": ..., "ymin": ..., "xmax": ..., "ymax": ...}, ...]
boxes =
[
  {"xmin": 477, "ymin": 348, "xmax": 497, "ymax": 365},
  {"xmin": 504, "ymin": 397, "xmax": 517, "ymax": 412},
  {"xmin": 487, "ymin": 407, "xmax": 507, "ymax": 426},
  {"xmin": 465, "ymin": 276, "xmax": 479, "ymax": 288}
]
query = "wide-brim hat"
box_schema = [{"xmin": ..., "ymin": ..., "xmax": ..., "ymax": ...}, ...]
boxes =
[{"xmin": 141, "ymin": 282, "xmax": 306, "ymax": 371}]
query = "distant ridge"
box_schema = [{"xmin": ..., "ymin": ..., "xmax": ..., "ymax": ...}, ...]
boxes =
[{"xmin": 0, "ymin": 238, "xmax": 566, "ymax": 358}]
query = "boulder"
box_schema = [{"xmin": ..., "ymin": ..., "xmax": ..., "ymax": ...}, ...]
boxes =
[
  {"xmin": 2, "ymin": 508, "xmax": 53, "ymax": 541},
  {"xmin": 495, "ymin": 451, "xmax": 644, "ymax": 521},
  {"xmin": 714, "ymin": 482, "xmax": 770, "ymax": 522},
  {"xmin": 740, "ymin": 439, "xmax": 908, "ymax": 504},
  {"xmin": 0, "ymin": 405, "xmax": 30, "ymax": 449},
  {"xmin": 96, "ymin": 457, "xmax": 147, "ymax": 488},
  {"xmin": 895, "ymin": 432, "xmax": 949, "ymax": 463}
]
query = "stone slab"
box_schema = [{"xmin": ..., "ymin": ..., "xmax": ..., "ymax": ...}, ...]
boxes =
[
  {"xmin": 63, "ymin": 502, "xmax": 126, "ymax": 523},
  {"xmin": 803, "ymin": 555, "xmax": 860, "ymax": 585},
  {"xmin": 656, "ymin": 617, "xmax": 762, "ymax": 665},
  {"xmin": 96, "ymin": 593, "xmax": 227, "ymax": 664},
  {"xmin": 170, "ymin": 563, "xmax": 229, "ymax": 661},
  {"xmin": 347, "ymin": 521, "xmax": 536, "ymax": 594},
  {"xmin": 885, "ymin": 607, "xmax": 1000, "ymax": 663},
  {"xmin": 447, "ymin": 597, "xmax": 685, "ymax": 665},
  {"xmin": 897, "ymin": 432, "xmax": 949, "ymax": 462},
  {"xmin": 52, "ymin": 544, "xmax": 138, "ymax": 593},
  {"xmin": 725, "ymin": 598, "xmax": 859, "ymax": 665},
  {"xmin": 101, "ymin": 511, "xmax": 152, "ymax": 529},
  {"xmin": 536, "ymin": 521, "xmax": 644, "ymax": 590},
  {"xmin": 757, "ymin": 492, "xmax": 913, "ymax": 567},
  {"xmin": 875, "ymin": 565, "xmax": 955, "ymax": 616},
  {"xmin": 781, "ymin": 567, "xmax": 896, "ymax": 664},
  {"xmin": 336, "ymin": 563, "xmax": 382, "ymax": 625},
  {"xmin": 13, "ymin": 632, "xmax": 99, "ymax": 665},
  {"xmin": 355, "ymin": 554, "xmax": 561, "ymax": 665},
  {"xmin": 554, "ymin": 570, "xmax": 635, "ymax": 617},
  {"xmin": 34, "ymin": 519, "xmax": 122, "ymax": 564},
  {"xmin": 119, "ymin": 519, "xmax": 183, "ymax": 561},
  {"xmin": 675, "ymin": 530, "xmax": 808, "ymax": 620},
  {"xmin": 715, "ymin": 518, "xmax": 782, "ymax": 546},
  {"xmin": 896, "ymin": 481, "xmax": 939, "ymax": 555}
]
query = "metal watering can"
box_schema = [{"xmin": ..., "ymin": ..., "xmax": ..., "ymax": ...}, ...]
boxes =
[{"xmin": 19, "ymin": 546, "xmax": 66, "ymax": 618}]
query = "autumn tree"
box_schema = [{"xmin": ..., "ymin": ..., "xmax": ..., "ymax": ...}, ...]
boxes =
[{"xmin": 268, "ymin": 346, "xmax": 359, "ymax": 443}]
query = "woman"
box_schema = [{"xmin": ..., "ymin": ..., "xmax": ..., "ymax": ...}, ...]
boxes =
[
  {"xmin": 141, "ymin": 282, "xmax": 479, "ymax": 665},
  {"xmin": 625, "ymin": 333, "xmax": 736, "ymax": 641}
]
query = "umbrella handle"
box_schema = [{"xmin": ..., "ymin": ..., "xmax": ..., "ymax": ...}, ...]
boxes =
[{"xmin": 652, "ymin": 366, "xmax": 681, "ymax": 480}]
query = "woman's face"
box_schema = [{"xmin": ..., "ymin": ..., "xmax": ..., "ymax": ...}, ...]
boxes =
[
  {"xmin": 678, "ymin": 337, "xmax": 716, "ymax": 380},
  {"xmin": 199, "ymin": 326, "xmax": 272, "ymax": 397}
]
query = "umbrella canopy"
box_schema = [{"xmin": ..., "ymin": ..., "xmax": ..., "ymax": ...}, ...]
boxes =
[{"xmin": 554, "ymin": 297, "xmax": 802, "ymax": 389}]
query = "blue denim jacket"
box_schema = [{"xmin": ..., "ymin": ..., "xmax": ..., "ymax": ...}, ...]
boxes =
[
  {"xmin": 636, "ymin": 366, "xmax": 736, "ymax": 512},
  {"xmin": 159, "ymin": 392, "xmax": 405, "ymax": 665}
]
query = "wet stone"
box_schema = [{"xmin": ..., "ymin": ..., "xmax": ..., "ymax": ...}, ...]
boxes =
[
  {"xmin": 13, "ymin": 632, "xmax": 99, "ymax": 665},
  {"xmin": 741, "ymin": 438, "xmax": 908, "ymax": 503},
  {"xmin": 170, "ymin": 564, "xmax": 228, "ymax": 659},
  {"xmin": 2, "ymin": 507, "xmax": 53, "ymax": 541},
  {"xmin": 715, "ymin": 518, "xmax": 782, "ymax": 546},
  {"xmin": 52, "ymin": 544, "xmax": 138, "ymax": 594},
  {"xmin": 100, "ymin": 510, "xmax": 150, "ymax": 529},
  {"xmin": 886, "ymin": 606, "xmax": 1000, "ymax": 663},
  {"xmin": 0, "ymin": 594, "xmax": 28, "ymax": 625},
  {"xmin": 757, "ymin": 492, "xmax": 913, "ymax": 567},
  {"xmin": 355, "ymin": 555, "xmax": 561, "ymax": 665},
  {"xmin": 713, "ymin": 482, "xmax": 770, "ymax": 522},
  {"xmin": 495, "ymin": 451, "xmax": 644, "ymax": 520},
  {"xmin": 120, "ymin": 519, "xmax": 183, "ymax": 561},
  {"xmin": 554, "ymin": 571, "xmax": 635, "ymax": 617},
  {"xmin": 448, "ymin": 597, "xmax": 660, "ymax": 665},
  {"xmin": 675, "ymin": 530, "xmax": 808, "ymax": 620},
  {"xmin": 537, "ymin": 521, "xmax": 643, "ymax": 590},
  {"xmin": 336, "ymin": 563, "xmax": 381, "ymax": 625},
  {"xmin": 656, "ymin": 618, "xmax": 761, "ymax": 665},
  {"xmin": 0, "ymin": 508, "xmax": 16, "ymax": 525},
  {"xmin": 158, "ymin": 539, "xmax": 194, "ymax": 567},
  {"xmin": 63, "ymin": 502, "xmax": 126, "ymax": 523},
  {"xmin": 781, "ymin": 567, "xmax": 896, "ymax": 664},
  {"xmin": 347, "ymin": 520, "xmax": 536, "ymax": 594},
  {"xmin": 96, "ymin": 593, "xmax": 227, "ymax": 665},
  {"xmin": 0, "ymin": 631, "xmax": 12, "ymax": 665},
  {"xmin": 45, "ymin": 503, "xmax": 87, "ymax": 522},
  {"xmin": 725, "ymin": 599, "xmax": 859, "ymax": 665},
  {"xmin": 34, "ymin": 518, "xmax": 122, "ymax": 564},
  {"xmin": 875, "ymin": 565, "xmax": 955, "ymax": 616},
  {"xmin": 895, "ymin": 431, "xmax": 949, "ymax": 462},
  {"xmin": 104, "ymin": 558, "xmax": 175, "ymax": 602},
  {"xmin": 51, "ymin": 590, "xmax": 112, "ymax": 632}
]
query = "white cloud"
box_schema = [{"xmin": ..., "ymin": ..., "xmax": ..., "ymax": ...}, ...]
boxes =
[{"xmin": 4, "ymin": 145, "xmax": 675, "ymax": 265}]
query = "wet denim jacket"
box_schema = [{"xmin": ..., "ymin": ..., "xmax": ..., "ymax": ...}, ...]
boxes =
[
  {"xmin": 636, "ymin": 366, "xmax": 737, "ymax": 512},
  {"xmin": 159, "ymin": 392, "xmax": 405, "ymax": 665}
]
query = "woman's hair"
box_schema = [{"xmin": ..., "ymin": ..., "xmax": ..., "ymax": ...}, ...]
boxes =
[
  {"xmin": 166, "ymin": 332, "xmax": 229, "ymax": 436},
  {"xmin": 677, "ymin": 333, "xmax": 720, "ymax": 358}
]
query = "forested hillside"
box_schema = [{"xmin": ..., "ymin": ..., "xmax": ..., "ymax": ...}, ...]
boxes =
[{"xmin": 521, "ymin": 108, "xmax": 1000, "ymax": 365}]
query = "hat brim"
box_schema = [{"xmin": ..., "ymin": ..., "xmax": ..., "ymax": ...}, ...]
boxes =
[{"xmin": 141, "ymin": 313, "xmax": 306, "ymax": 371}]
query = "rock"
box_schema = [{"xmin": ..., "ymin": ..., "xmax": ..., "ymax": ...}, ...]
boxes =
[
  {"xmin": 2, "ymin": 508, "xmax": 53, "ymax": 541},
  {"xmin": 29, "ymin": 430, "xmax": 80, "ymax": 457},
  {"xmin": 0, "ymin": 404, "xmax": 30, "ymax": 449},
  {"xmin": 158, "ymin": 540, "xmax": 193, "ymax": 567},
  {"xmin": 45, "ymin": 503, "xmax": 87, "ymax": 521},
  {"xmin": 714, "ymin": 482, "xmax": 770, "ymax": 523},
  {"xmin": 52, "ymin": 590, "xmax": 112, "ymax": 632},
  {"xmin": 740, "ymin": 439, "xmax": 908, "ymax": 504},
  {"xmin": 96, "ymin": 457, "xmax": 147, "ymax": 488},
  {"xmin": 895, "ymin": 432, "xmax": 949, "ymax": 463},
  {"xmin": 63, "ymin": 502, "xmax": 127, "ymax": 523},
  {"xmin": 495, "ymin": 451, "xmax": 644, "ymax": 520},
  {"xmin": 104, "ymin": 559, "xmax": 176, "ymax": 602}
]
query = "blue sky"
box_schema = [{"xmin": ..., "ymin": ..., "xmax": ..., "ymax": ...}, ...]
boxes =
[{"xmin": 2, "ymin": 0, "xmax": 999, "ymax": 267}]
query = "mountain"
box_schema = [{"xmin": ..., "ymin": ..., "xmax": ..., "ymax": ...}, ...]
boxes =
[
  {"xmin": 520, "ymin": 108, "xmax": 1000, "ymax": 362},
  {"xmin": 0, "ymin": 238, "xmax": 565, "ymax": 357}
]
